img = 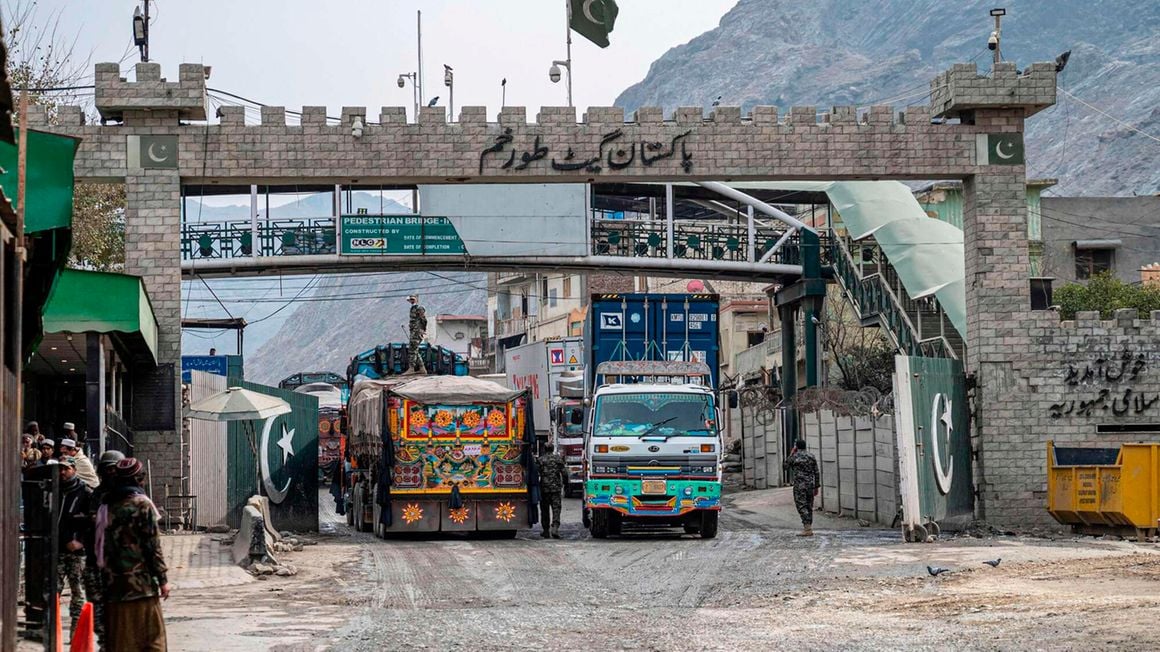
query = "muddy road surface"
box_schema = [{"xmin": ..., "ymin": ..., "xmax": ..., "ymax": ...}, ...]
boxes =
[{"xmin": 163, "ymin": 491, "xmax": 1160, "ymax": 651}]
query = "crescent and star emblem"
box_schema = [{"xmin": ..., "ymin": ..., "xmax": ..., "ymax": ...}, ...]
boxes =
[
  {"xmin": 995, "ymin": 140, "xmax": 1015, "ymax": 160},
  {"xmin": 929, "ymin": 393, "xmax": 954, "ymax": 495},
  {"xmin": 147, "ymin": 142, "xmax": 170, "ymax": 163},
  {"xmin": 582, "ymin": 0, "xmax": 604, "ymax": 25},
  {"xmin": 260, "ymin": 418, "xmax": 295, "ymax": 503}
]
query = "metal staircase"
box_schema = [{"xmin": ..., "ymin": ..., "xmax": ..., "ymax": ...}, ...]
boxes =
[{"xmin": 829, "ymin": 231, "xmax": 964, "ymax": 360}]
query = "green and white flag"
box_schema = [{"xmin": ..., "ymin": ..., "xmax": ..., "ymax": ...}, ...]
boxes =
[{"xmin": 570, "ymin": 0, "xmax": 619, "ymax": 48}]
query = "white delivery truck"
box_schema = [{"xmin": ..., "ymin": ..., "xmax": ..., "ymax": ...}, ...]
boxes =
[{"xmin": 504, "ymin": 337, "xmax": 585, "ymax": 449}]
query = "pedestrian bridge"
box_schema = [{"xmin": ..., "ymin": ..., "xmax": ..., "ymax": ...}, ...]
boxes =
[{"xmin": 180, "ymin": 181, "xmax": 824, "ymax": 282}]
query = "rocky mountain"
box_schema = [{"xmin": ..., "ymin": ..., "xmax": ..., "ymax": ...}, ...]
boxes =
[
  {"xmin": 244, "ymin": 271, "xmax": 487, "ymax": 384},
  {"xmin": 615, "ymin": 0, "xmax": 1160, "ymax": 197}
]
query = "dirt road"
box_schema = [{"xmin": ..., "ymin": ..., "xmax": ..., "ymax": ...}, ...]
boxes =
[{"xmin": 163, "ymin": 490, "xmax": 1160, "ymax": 651}]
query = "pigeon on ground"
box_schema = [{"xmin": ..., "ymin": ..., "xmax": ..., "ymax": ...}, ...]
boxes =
[
  {"xmin": 927, "ymin": 566, "xmax": 950, "ymax": 577},
  {"xmin": 983, "ymin": 558, "xmax": 1002, "ymax": 568}
]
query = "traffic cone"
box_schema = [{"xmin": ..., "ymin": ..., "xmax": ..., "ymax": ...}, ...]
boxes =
[
  {"xmin": 53, "ymin": 594, "xmax": 62, "ymax": 652},
  {"xmin": 69, "ymin": 602, "xmax": 95, "ymax": 652}
]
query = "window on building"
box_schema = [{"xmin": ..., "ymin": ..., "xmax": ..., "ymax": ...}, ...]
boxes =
[
  {"xmin": 549, "ymin": 288, "xmax": 558, "ymax": 308},
  {"xmin": 520, "ymin": 292, "xmax": 529, "ymax": 317},
  {"xmin": 747, "ymin": 331, "xmax": 765, "ymax": 347},
  {"xmin": 1075, "ymin": 248, "xmax": 1113, "ymax": 280},
  {"xmin": 541, "ymin": 276, "xmax": 549, "ymax": 303},
  {"xmin": 563, "ymin": 276, "xmax": 572, "ymax": 298}
]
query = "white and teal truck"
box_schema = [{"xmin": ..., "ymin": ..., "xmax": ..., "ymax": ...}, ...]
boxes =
[{"xmin": 580, "ymin": 360, "xmax": 726, "ymax": 539}]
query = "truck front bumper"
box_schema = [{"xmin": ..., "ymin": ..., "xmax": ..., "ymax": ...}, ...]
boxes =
[{"xmin": 584, "ymin": 479, "xmax": 721, "ymax": 517}]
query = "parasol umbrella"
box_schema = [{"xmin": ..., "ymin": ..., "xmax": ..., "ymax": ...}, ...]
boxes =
[{"xmin": 185, "ymin": 387, "xmax": 292, "ymax": 496}]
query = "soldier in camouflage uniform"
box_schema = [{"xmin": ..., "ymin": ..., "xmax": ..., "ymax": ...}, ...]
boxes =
[
  {"xmin": 407, "ymin": 295, "xmax": 428, "ymax": 373},
  {"xmin": 782, "ymin": 438, "xmax": 820, "ymax": 537},
  {"xmin": 536, "ymin": 444, "xmax": 568, "ymax": 539},
  {"xmin": 96, "ymin": 458, "xmax": 169, "ymax": 651},
  {"xmin": 56, "ymin": 457, "xmax": 92, "ymax": 632}
]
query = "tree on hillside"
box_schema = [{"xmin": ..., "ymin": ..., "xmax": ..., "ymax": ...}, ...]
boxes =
[
  {"xmin": 820, "ymin": 291, "xmax": 895, "ymax": 394},
  {"xmin": 5, "ymin": 0, "xmax": 128, "ymax": 271}
]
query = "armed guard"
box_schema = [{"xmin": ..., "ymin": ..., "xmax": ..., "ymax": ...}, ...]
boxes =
[
  {"xmin": 782, "ymin": 438, "xmax": 820, "ymax": 537},
  {"xmin": 537, "ymin": 444, "xmax": 568, "ymax": 539},
  {"xmin": 407, "ymin": 295, "xmax": 428, "ymax": 373}
]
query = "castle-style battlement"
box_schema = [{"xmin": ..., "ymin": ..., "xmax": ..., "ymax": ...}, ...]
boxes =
[
  {"xmin": 95, "ymin": 62, "xmax": 208, "ymax": 122},
  {"xmin": 930, "ymin": 61, "xmax": 1057, "ymax": 120}
]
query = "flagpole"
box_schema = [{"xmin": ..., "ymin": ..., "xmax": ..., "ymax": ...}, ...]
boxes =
[{"xmin": 565, "ymin": 0, "xmax": 573, "ymax": 107}]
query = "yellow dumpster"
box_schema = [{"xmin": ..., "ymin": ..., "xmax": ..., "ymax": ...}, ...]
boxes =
[{"xmin": 1047, "ymin": 441, "xmax": 1160, "ymax": 539}]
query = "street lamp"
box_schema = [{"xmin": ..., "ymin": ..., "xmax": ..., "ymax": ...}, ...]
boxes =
[
  {"xmin": 132, "ymin": 4, "xmax": 149, "ymax": 62},
  {"xmin": 549, "ymin": 59, "xmax": 571, "ymax": 106},
  {"xmin": 443, "ymin": 64, "xmax": 454, "ymax": 122},
  {"xmin": 397, "ymin": 72, "xmax": 418, "ymax": 122}
]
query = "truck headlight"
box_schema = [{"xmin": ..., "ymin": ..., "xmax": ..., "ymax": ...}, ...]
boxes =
[
  {"xmin": 683, "ymin": 487, "xmax": 693, "ymax": 496},
  {"xmin": 614, "ymin": 485, "xmax": 624, "ymax": 495}
]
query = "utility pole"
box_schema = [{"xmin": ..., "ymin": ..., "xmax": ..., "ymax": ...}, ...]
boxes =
[
  {"xmin": 564, "ymin": 0, "xmax": 573, "ymax": 106},
  {"xmin": 143, "ymin": 0, "xmax": 150, "ymax": 62},
  {"xmin": 417, "ymin": 10, "xmax": 425, "ymax": 107}
]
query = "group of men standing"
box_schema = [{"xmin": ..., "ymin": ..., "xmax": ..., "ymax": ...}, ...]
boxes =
[{"xmin": 21, "ymin": 420, "xmax": 170, "ymax": 650}]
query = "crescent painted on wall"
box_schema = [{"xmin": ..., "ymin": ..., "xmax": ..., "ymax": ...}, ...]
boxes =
[
  {"xmin": 995, "ymin": 140, "xmax": 1015, "ymax": 160},
  {"xmin": 147, "ymin": 142, "xmax": 169, "ymax": 163},
  {"xmin": 260, "ymin": 417, "xmax": 292, "ymax": 504}
]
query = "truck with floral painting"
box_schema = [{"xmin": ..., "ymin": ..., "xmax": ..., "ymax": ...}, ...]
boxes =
[
  {"xmin": 346, "ymin": 375, "xmax": 536, "ymax": 537},
  {"xmin": 581, "ymin": 360, "xmax": 726, "ymax": 539}
]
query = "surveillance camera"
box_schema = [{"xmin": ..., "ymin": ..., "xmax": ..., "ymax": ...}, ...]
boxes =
[
  {"xmin": 987, "ymin": 31, "xmax": 998, "ymax": 50},
  {"xmin": 397, "ymin": 76, "xmax": 406, "ymax": 89},
  {"xmin": 549, "ymin": 64, "xmax": 562, "ymax": 84},
  {"xmin": 351, "ymin": 117, "xmax": 364, "ymax": 138}
]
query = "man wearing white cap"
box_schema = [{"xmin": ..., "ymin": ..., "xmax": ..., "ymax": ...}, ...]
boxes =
[{"xmin": 61, "ymin": 432, "xmax": 100, "ymax": 488}]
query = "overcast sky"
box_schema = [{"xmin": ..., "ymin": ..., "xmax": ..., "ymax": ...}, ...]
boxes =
[{"xmin": 38, "ymin": 0, "xmax": 737, "ymax": 119}]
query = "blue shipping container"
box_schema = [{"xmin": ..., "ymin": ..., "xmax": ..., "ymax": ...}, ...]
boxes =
[{"xmin": 587, "ymin": 293, "xmax": 720, "ymax": 389}]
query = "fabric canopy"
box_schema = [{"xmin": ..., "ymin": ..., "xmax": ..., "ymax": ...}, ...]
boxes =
[
  {"xmin": 674, "ymin": 180, "xmax": 967, "ymax": 338},
  {"xmin": 391, "ymin": 375, "xmax": 524, "ymax": 405},
  {"xmin": 41, "ymin": 268, "xmax": 160, "ymax": 364},
  {"xmin": 0, "ymin": 128, "xmax": 80, "ymax": 233},
  {"xmin": 185, "ymin": 387, "xmax": 292, "ymax": 422}
]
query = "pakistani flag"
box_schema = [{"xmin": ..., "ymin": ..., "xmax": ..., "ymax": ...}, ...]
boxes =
[{"xmin": 570, "ymin": 0, "xmax": 619, "ymax": 48}]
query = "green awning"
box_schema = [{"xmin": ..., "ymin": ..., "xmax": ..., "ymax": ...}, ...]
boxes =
[
  {"xmin": 42, "ymin": 269, "xmax": 159, "ymax": 364},
  {"xmin": 0, "ymin": 128, "xmax": 80, "ymax": 233}
]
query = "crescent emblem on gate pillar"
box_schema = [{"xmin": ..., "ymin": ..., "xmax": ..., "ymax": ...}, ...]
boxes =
[{"xmin": 929, "ymin": 393, "xmax": 954, "ymax": 495}]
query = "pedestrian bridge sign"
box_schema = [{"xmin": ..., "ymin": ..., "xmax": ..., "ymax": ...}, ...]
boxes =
[{"xmin": 339, "ymin": 215, "xmax": 466, "ymax": 255}]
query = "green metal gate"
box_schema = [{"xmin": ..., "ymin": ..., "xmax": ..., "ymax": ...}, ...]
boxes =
[
  {"xmin": 226, "ymin": 379, "xmax": 319, "ymax": 531},
  {"xmin": 893, "ymin": 356, "xmax": 972, "ymax": 540}
]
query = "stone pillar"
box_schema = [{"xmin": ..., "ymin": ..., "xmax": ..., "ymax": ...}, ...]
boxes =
[
  {"xmin": 124, "ymin": 169, "xmax": 184, "ymax": 499},
  {"xmin": 933, "ymin": 63, "xmax": 1058, "ymax": 523}
]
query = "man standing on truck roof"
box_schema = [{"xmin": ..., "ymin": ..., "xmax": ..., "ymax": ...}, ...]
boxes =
[
  {"xmin": 407, "ymin": 295, "xmax": 428, "ymax": 374},
  {"xmin": 783, "ymin": 438, "xmax": 820, "ymax": 537},
  {"xmin": 537, "ymin": 443, "xmax": 568, "ymax": 539}
]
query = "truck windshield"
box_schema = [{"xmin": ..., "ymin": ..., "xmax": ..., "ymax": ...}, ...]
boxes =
[{"xmin": 593, "ymin": 392, "xmax": 715, "ymax": 437}]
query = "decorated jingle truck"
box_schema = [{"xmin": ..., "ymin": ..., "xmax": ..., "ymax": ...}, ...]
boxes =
[
  {"xmin": 581, "ymin": 360, "xmax": 724, "ymax": 539},
  {"xmin": 346, "ymin": 375, "xmax": 537, "ymax": 537}
]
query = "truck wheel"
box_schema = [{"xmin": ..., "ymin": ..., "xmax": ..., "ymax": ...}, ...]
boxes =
[
  {"xmin": 608, "ymin": 511, "xmax": 623, "ymax": 536},
  {"xmin": 581, "ymin": 507, "xmax": 591, "ymax": 529},
  {"xmin": 590, "ymin": 510, "xmax": 610, "ymax": 539},
  {"xmin": 683, "ymin": 520, "xmax": 701, "ymax": 535},
  {"xmin": 700, "ymin": 511, "xmax": 719, "ymax": 539}
]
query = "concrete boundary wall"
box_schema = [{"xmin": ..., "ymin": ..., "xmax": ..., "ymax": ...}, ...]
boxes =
[{"xmin": 740, "ymin": 406, "xmax": 899, "ymax": 527}]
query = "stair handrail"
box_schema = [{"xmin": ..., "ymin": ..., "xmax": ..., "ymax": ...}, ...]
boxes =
[{"xmin": 829, "ymin": 231, "xmax": 959, "ymax": 360}]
